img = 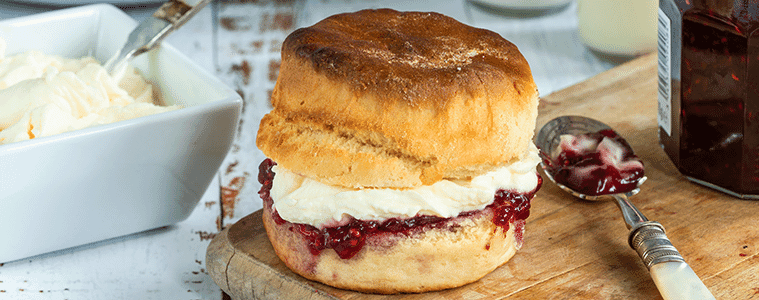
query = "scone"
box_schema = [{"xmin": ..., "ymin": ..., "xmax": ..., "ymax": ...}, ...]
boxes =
[{"xmin": 256, "ymin": 8, "xmax": 542, "ymax": 294}]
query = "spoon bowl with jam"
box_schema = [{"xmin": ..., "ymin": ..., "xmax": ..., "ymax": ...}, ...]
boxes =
[{"xmin": 536, "ymin": 115, "xmax": 714, "ymax": 300}]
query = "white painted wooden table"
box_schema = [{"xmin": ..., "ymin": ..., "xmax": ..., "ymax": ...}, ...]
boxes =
[{"xmin": 0, "ymin": 1, "xmax": 628, "ymax": 299}]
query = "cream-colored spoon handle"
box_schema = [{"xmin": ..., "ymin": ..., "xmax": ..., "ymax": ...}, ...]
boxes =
[
  {"xmin": 629, "ymin": 222, "xmax": 714, "ymax": 300},
  {"xmin": 650, "ymin": 261, "xmax": 715, "ymax": 300}
]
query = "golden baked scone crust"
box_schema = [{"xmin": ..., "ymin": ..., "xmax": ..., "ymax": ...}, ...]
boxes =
[
  {"xmin": 262, "ymin": 200, "xmax": 521, "ymax": 294},
  {"xmin": 257, "ymin": 8, "xmax": 539, "ymax": 188}
]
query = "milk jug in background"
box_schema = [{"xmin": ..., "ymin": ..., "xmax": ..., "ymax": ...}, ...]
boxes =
[{"xmin": 578, "ymin": 0, "xmax": 658, "ymax": 57}]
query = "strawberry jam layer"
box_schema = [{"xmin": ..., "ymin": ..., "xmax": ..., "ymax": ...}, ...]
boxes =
[{"xmin": 258, "ymin": 158, "xmax": 541, "ymax": 260}]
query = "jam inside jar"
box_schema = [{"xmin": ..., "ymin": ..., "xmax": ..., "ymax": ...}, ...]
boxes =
[{"xmin": 659, "ymin": 0, "xmax": 759, "ymax": 198}]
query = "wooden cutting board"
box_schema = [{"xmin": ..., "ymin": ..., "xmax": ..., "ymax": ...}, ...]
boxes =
[{"xmin": 206, "ymin": 53, "xmax": 759, "ymax": 299}]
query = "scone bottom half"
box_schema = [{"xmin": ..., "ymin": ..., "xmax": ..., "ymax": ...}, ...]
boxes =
[
  {"xmin": 256, "ymin": 8, "xmax": 540, "ymax": 189},
  {"xmin": 258, "ymin": 159, "xmax": 542, "ymax": 294}
]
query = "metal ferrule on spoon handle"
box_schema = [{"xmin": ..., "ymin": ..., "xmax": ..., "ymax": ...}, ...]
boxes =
[
  {"xmin": 629, "ymin": 222, "xmax": 681, "ymax": 268},
  {"xmin": 617, "ymin": 195, "xmax": 715, "ymax": 300},
  {"xmin": 629, "ymin": 222, "xmax": 715, "ymax": 300}
]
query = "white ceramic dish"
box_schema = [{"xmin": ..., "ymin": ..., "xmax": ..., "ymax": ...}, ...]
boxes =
[
  {"xmin": 11, "ymin": 1, "xmax": 163, "ymax": 5},
  {"xmin": 469, "ymin": 0, "xmax": 573, "ymax": 10},
  {"xmin": 0, "ymin": 4, "xmax": 242, "ymax": 263}
]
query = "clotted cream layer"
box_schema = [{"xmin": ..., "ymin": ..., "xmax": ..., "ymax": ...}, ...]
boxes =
[
  {"xmin": 270, "ymin": 143, "xmax": 541, "ymax": 228},
  {"xmin": 0, "ymin": 40, "xmax": 180, "ymax": 145}
]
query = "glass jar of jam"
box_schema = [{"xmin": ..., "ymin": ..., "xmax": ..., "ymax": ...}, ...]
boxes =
[{"xmin": 658, "ymin": 0, "xmax": 759, "ymax": 198}]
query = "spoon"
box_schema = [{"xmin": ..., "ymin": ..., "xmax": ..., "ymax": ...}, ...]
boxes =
[
  {"xmin": 103, "ymin": 0, "xmax": 212, "ymax": 77},
  {"xmin": 535, "ymin": 115, "xmax": 715, "ymax": 300}
]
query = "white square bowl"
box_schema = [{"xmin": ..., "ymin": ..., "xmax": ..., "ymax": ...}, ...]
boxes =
[{"xmin": 0, "ymin": 4, "xmax": 242, "ymax": 263}]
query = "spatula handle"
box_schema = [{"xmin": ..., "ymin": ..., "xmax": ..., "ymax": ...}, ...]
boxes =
[{"xmin": 104, "ymin": 0, "xmax": 212, "ymax": 75}]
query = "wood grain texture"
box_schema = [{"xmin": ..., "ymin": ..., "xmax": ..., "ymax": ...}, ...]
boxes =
[{"xmin": 206, "ymin": 53, "xmax": 759, "ymax": 299}]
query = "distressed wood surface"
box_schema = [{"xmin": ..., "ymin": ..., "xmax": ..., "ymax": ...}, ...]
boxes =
[
  {"xmin": 207, "ymin": 53, "xmax": 759, "ymax": 299},
  {"xmin": 0, "ymin": 1, "xmax": 629, "ymax": 299}
]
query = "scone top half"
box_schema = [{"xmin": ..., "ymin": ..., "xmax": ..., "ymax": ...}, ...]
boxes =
[{"xmin": 257, "ymin": 8, "xmax": 539, "ymax": 189}]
